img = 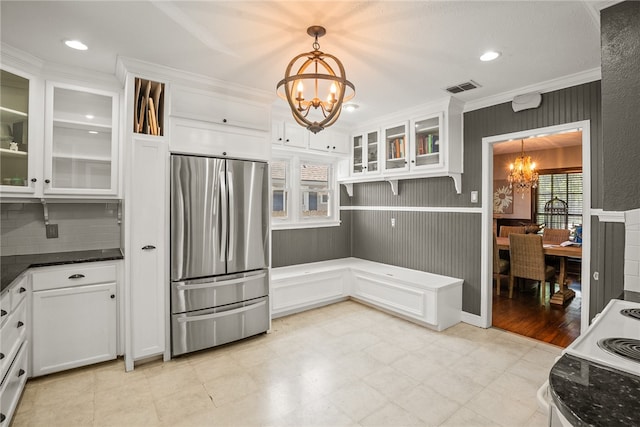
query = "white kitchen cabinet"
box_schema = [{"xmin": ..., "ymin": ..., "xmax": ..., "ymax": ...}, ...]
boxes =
[
  {"xmin": 339, "ymin": 97, "xmax": 464, "ymax": 194},
  {"xmin": 31, "ymin": 263, "xmax": 117, "ymax": 376},
  {"xmin": 350, "ymin": 129, "xmax": 381, "ymax": 176},
  {"xmin": 0, "ymin": 275, "xmax": 29, "ymax": 425},
  {"xmin": 43, "ymin": 82, "xmax": 119, "ymax": 197},
  {"xmin": 171, "ymin": 85, "xmax": 270, "ymax": 132},
  {"xmin": 0, "ymin": 66, "xmax": 43, "ymax": 197},
  {"xmin": 272, "ymin": 121, "xmax": 308, "ymax": 149},
  {"xmin": 308, "ymin": 129, "xmax": 350, "ymax": 155},
  {"xmin": 383, "ymin": 122, "xmax": 410, "ymax": 173},
  {"xmin": 126, "ymin": 137, "xmax": 167, "ymax": 366}
]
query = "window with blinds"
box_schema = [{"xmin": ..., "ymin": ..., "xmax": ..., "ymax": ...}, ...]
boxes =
[{"xmin": 535, "ymin": 171, "xmax": 583, "ymax": 229}]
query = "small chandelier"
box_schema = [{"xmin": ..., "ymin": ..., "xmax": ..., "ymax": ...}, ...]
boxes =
[
  {"xmin": 276, "ymin": 26, "xmax": 355, "ymax": 134},
  {"xmin": 507, "ymin": 139, "xmax": 539, "ymax": 197}
]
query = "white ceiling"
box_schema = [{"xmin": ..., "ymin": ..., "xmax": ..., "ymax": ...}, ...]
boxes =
[
  {"xmin": 0, "ymin": 1, "xmax": 609, "ymax": 129},
  {"xmin": 492, "ymin": 131, "xmax": 583, "ymax": 155}
]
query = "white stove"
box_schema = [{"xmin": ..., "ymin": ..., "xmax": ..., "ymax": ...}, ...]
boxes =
[{"xmin": 564, "ymin": 299, "xmax": 640, "ymax": 376}]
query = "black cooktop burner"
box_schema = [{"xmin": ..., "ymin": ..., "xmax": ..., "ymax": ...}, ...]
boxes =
[
  {"xmin": 620, "ymin": 308, "xmax": 640, "ymax": 321},
  {"xmin": 598, "ymin": 338, "xmax": 640, "ymax": 363}
]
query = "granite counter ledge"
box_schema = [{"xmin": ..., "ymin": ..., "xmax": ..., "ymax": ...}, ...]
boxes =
[
  {"xmin": 549, "ymin": 354, "xmax": 640, "ymax": 427},
  {"xmin": 1, "ymin": 248, "xmax": 123, "ymax": 292}
]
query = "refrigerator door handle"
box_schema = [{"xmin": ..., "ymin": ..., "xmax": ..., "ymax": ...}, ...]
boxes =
[
  {"xmin": 219, "ymin": 170, "xmax": 227, "ymax": 263},
  {"xmin": 174, "ymin": 273, "xmax": 266, "ymax": 290},
  {"xmin": 176, "ymin": 300, "xmax": 266, "ymax": 323},
  {"xmin": 227, "ymin": 171, "xmax": 235, "ymax": 262}
]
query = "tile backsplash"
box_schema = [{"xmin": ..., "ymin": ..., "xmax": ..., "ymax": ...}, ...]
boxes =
[
  {"xmin": 1, "ymin": 202, "xmax": 121, "ymax": 256},
  {"xmin": 625, "ymin": 208, "xmax": 640, "ymax": 293}
]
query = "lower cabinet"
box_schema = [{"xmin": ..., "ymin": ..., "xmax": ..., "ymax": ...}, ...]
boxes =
[
  {"xmin": 31, "ymin": 264, "xmax": 117, "ymax": 377},
  {"xmin": 0, "ymin": 274, "xmax": 29, "ymax": 426}
]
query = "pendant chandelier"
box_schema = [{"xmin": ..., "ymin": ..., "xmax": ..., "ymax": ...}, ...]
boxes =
[
  {"xmin": 507, "ymin": 139, "xmax": 539, "ymax": 196},
  {"xmin": 276, "ymin": 26, "xmax": 355, "ymax": 134}
]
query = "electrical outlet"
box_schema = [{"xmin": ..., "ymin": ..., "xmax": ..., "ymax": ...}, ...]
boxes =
[
  {"xmin": 471, "ymin": 191, "xmax": 478, "ymax": 203},
  {"xmin": 46, "ymin": 224, "xmax": 59, "ymax": 238},
  {"xmin": 391, "ymin": 218, "xmax": 396, "ymax": 228}
]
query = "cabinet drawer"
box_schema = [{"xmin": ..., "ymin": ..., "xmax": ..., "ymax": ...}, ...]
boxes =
[
  {"xmin": 0, "ymin": 292, "xmax": 9, "ymax": 329},
  {"xmin": 0, "ymin": 300, "xmax": 27, "ymax": 389},
  {"xmin": 32, "ymin": 264, "xmax": 116, "ymax": 291},
  {"xmin": 10, "ymin": 279, "xmax": 28, "ymax": 312},
  {"xmin": 0, "ymin": 342, "xmax": 28, "ymax": 426}
]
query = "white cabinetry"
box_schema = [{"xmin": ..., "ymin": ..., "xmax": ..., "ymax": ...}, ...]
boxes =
[
  {"xmin": 308, "ymin": 129, "xmax": 350, "ymax": 154},
  {"xmin": 43, "ymin": 82, "xmax": 119, "ymax": 196},
  {"xmin": 31, "ymin": 263, "xmax": 117, "ymax": 376},
  {"xmin": 272, "ymin": 121, "xmax": 308, "ymax": 149},
  {"xmin": 340, "ymin": 97, "xmax": 464, "ymax": 194},
  {"xmin": 126, "ymin": 137, "xmax": 167, "ymax": 368},
  {"xmin": 0, "ymin": 274, "xmax": 28, "ymax": 426},
  {"xmin": 351, "ymin": 130, "xmax": 381, "ymax": 176},
  {"xmin": 0, "ymin": 65, "xmax": 43, "ymax": 197}
]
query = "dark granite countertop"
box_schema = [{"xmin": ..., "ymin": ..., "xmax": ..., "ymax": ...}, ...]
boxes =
[
  {"xmin": 1, "ymin": 249, "xmax": 123, "ymax": 293},
  {"xmin": 549, "ymin": 354, "xmax": 640, "ymax": 426}
]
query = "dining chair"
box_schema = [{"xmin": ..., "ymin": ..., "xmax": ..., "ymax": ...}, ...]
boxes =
[
  {"xmin": 493, "ymin": 233, "xmax": 509, "ymax": 295},
  {"xmin": 508, "ymin": 233, "xmax": 557, "ymax": 303},
  {"xmin": 499, "ymin": 225, "xmax": 526, "ymax": 238},
  {"xmin": 543, "ymin": 228, "xmax": 570, "ymax": 245}
]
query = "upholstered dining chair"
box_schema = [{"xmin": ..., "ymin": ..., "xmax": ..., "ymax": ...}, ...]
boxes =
[
  {"xmin": 542, "ymin": 228, "xmax": 570, "ymax": 245},
  {"xmin": 508, "ymin": 233, "xmax": 557, "ymax": 303},
  {"xmin": 493, "ymin": 233, "xmax": 509, "ymax": 295}
]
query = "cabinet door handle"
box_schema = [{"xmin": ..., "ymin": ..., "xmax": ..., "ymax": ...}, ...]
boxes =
[
  {"xmin": 326, "ymin": 145, "xmax": 330, "ymax": 149},
  {"xmin": 285, "ymin": 139, "xmax": 290, "ymax": 143},
  {"xmin": 19, "ymin": 287, "xmax": 26, "ymax": 293},
  {"xmin": 45, "ymin": 179, "xmax": 51, "ymax": 184},
  {"xmin": 31, "ymin": 178, "xmax": 37, "ymax": 183},
  {"xmin": 110, "ymin": 294, "xmax": 115, "ymax": 299},
  {"xmin": 68, "ymin": 274, "xmax": 85, "ymax": 279},
  {"xmin": 411, "ymin": 160, "xmax": 415, "ymax": 163},
  {"xmin": 142, "ymin": 245, "xmax": 156, "ymax": 250},
  {"xmin": 18, "ymin": 369, "xmax": 25, "ymax": 377},
  {"xmin": 17, "ymin": 321, "xmax": 24, "ymax": 328},
  {"xmin": 1, "ymin": 309, "xmax": 7, "ymax": 317}
]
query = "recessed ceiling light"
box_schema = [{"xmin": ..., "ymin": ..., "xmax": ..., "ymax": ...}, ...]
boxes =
[
  {"xmin": 343, "ymin": 103, "xmax": 359, "ymax": 112},
  {"xmin": 85, "ymin": 114, "xmax": 94, "ymax": 119},
  {"xmin": 88, "ymin": 131, "xmax": 99, "ymax": 134},
  {"xmin": 480, "ymin": 51, "xmax": 500, "ymax": 62},
  {"xmin": 64, "ymin": 40, "xmax": 88, "ymax": 51}
]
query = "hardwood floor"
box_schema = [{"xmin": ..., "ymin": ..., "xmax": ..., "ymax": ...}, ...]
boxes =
[{"xmin": 492, "ymin": 274, "xmax": 582, "ymax": 348}]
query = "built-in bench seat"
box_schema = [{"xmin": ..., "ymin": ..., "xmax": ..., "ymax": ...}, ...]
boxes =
[{"xmin": 271, "ymin": 257, "xmax": 463, "ymax": 331}]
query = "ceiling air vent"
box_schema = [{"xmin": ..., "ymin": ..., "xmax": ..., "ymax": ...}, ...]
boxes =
[{"xmin": 445, "ymin": 80, "xmax": 481, "ymax": 94}]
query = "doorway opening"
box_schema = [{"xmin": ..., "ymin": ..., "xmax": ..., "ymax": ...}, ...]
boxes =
[{"xmin": 481, "ymin": 121, "xmax": 591, "ymax": 347}]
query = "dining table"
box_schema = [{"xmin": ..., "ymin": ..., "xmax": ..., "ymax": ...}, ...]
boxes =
[{"xmin": 496, "ymin": 236, "xmax": 582, "ymax": 306}]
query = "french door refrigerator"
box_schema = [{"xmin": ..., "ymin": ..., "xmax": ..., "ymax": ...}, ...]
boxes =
[{"xmin": 170, "ymin": 154, "xmax": 269, "ymax": 356}]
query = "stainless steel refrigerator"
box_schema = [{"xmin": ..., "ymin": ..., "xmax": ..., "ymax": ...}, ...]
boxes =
[{"xmin": 170, "ymin": 154, "xmax": 269, "ymax": 356}]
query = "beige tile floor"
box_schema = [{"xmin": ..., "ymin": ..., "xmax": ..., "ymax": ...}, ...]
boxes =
[{"xmin": 12, "ymin": 300, "xmax": 560, "ymax": 427}]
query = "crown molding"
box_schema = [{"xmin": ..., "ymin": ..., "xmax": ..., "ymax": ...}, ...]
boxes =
[
  {"xmin": 0, "ymin": 43, "xmax": 44, "ymax": 74},
  {"xmin": 116, "ymin": 56, "xmax": 275, "ymax": 105},
  {"xmin": 463, "ymin": 67, "xmax": 602, "ymax": 113}
]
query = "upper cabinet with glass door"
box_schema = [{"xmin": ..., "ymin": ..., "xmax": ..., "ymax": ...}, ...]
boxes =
[
  {"xmin": 410, "ymin": 113, "xmax": 443, "ymax": 170},
  {"xmin": 0, "ymin": 69, "xmax": 35, "ymax": 194},
  {"xmin": 44, "ymin": 82, "xmax": 119, "ymax": 196},
  {"xmin": 351, "ymin": 130, "xmax": 380, "ymax": 176},
  {"xmin": 384, "ymin": 122, "xmax": 409, "ymax": 173}
]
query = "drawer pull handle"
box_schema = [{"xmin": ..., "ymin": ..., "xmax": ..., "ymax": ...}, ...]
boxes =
[
  {"xmin": 19, "ymin": 287, "xmax": 26, "ymax": 293},
  {"xmin": 17, "ymin": 321, "xmax": 24, "ymax": 328},
  {"xmin": 18, "ymin": 369, "xmax": 25, "ymax": 377},
  {"xmin": 142, "ymin": 245, "xmax": 156, "ymax": 250},
  {"xmin": 1, "ymin": 309, "xmax": 6, "ymax": 317},
  {"xmin": 110, "ymin": 294, "xmax": 115, "ymax": 299},
  {"xmin": 69, "ymin": 274, "xmax": 85, "ymax": 279},
  {"xmin": 0, "ymin": 353, "xmax": 4, "ymax": 360}
]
